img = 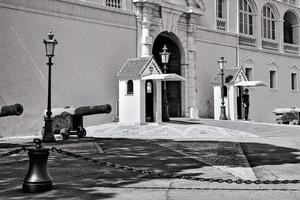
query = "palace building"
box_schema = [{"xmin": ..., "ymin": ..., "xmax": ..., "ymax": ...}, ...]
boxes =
[{"xmin": 1, "ymin": 0, "xmax": 300, "ymax": 136}]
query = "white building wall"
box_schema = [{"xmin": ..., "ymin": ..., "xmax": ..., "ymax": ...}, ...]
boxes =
[
  {"xmin": 119, "ymin": 79, "xmax": 145, "ymax": 124},
  {"xmin": 228, "ymin": 85, "xmax": 235, "ymax": 120}
]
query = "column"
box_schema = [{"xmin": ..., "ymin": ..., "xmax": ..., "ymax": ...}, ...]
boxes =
[
  {"xmin": 155, "ymin": 80, "xmax": 162, "ymax": 122},
  {"xmin": 254, "ymin": 13, "xmax": 262, "ymax": 49},
  {"xmin": 278, "ymin": 19, "xmax": 284, "ymax": 53},
  {"xmin": 140, "ymin": 5, "xmax": 153, "ymax": 57},
  {"xmin": 292, "ymin": 24, "xmax": 300, "ymax": 55},
  {"xmin": 135, "ymin": 3, "xmax": 143, "ymax": 58},
  {"xmin": 187, "ymin": 14, "xmax": 199, "ymax": 119}
]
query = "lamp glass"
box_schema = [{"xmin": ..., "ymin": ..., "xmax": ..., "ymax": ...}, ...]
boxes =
[
  {"xmin": 218, "ymin": 57, "xmax": 226, "ymax": 70},
  {"xmin": 45, "ymin": 42, "xmax": 55, "ymax": 57}
]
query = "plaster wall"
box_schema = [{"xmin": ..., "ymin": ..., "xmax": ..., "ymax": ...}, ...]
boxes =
[
  {"xmin": 0, "ymin": 2, "xmax": 136, "ymax": 137},
  {"xmin": 201, "ymin": 0, "xmax": 238, "ymax": 32},
  {"xmin": 239, "ymin": 48, "xmax": 300, "ymax": 123},
  {"xmin": 119, "ymin": 80, "xmax": 145, "ymax": 124},
  {"xmin": 195, "ymin": 37, "xmax": 237, "ymax": 118},
  {"xmin": 119, "ymin": 80, "xmax": 144, "ymax": 124}
]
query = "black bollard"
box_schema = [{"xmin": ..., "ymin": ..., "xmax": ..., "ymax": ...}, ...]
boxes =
[{"xmin": 23, "ymin": 139, "xmax": 53, "ymax": 193}]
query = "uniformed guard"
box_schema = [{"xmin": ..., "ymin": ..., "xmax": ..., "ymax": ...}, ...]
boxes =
[{"xmin": 242, "ymin": 88, "xmax": 250, "ymax": 120}]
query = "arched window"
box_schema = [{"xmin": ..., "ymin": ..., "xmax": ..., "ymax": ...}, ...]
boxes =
[
  {"xmin": 239, "ymin": 0, "xmax": 254, "ymax": 35},
  {"xmin": 284, "ymin": 11, "xmax": 299, "ymax": 45},
  {"xmin": 127, "ymin": 80, "xmax": 133, "ymax": 95},
  {"xmin": 262, "ymin": 5, "xmax": 276, "ymax": 40}
]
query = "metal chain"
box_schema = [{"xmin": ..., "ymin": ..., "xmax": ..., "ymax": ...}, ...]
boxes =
[
  {"xmin": 0, "ymin": 146, "xmax": 26, "ymax": 158},
  {"xmin": 51, "ymin": 147, "xmax": 300, "ymax": 185}
]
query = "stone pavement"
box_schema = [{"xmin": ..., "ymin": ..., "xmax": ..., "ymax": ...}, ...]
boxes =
[{"xmin": 0, "ymin": 118, "xmax": 300, "ymax": 199}]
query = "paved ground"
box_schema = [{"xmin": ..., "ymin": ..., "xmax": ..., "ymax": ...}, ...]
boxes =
[{"xmin": 0, "ymin": 118, "xmax": 300, "ymax": 199}]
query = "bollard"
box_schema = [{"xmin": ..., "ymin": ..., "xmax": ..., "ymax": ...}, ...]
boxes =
[{"xmin": 23, "ymin": 139, "xmax": 53, "ymax": 193}]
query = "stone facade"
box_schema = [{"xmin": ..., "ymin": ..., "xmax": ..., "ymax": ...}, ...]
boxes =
[{"xmin": 1, "ymin": 0, "xmax": 300, "ymax": 137}]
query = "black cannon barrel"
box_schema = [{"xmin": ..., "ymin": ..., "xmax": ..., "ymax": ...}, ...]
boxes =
[
  {"xmin": 0, "ymin": 104, "xmax": 24, "ymax": 117},
  {"xmin": 74, "ymin": 104, "xmax": 112, "ymax": 116}
]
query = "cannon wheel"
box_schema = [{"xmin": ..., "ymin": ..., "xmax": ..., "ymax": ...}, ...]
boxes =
[
  {"xmin": 289, "ymin": 120, "xmax": 298, "ymax": 125},
  {"xmin": 60, "ymin": 128, "xmax": 69, "ymax": 140},
  {"xmin": 77, "ymin": 127, "xmax": 86, "ymax": 138}
]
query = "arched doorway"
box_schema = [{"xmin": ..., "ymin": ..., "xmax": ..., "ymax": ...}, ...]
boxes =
[{"xmin": 152, "ymin": 32, "xmax": 182, "ymax": 117}]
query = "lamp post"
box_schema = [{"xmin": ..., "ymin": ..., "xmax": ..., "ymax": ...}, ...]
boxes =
[
  {"xmin": 42, "ymin": 30, "xmax": 58, "ymax": 142},
  {"xmin": 160, "ymin": 45, "xmax": 170, "ymax": 122},
  {"xmin": 218, "ymin": 57, "xmax": 228, "ymax": 120}
]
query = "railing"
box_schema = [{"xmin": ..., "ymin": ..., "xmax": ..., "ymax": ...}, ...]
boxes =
[
  {"xmin": 239, "ymin": 35, "xmax": 256, "ymax": 47},
  {"xmin": 262, "ymin": 39, "xmax": 279, "ymax": 51},
  {"xmin": 284, "ymin": 43, "xmax": 299, "ymax": 54},
  {"xmin": 282, "ymin": 0, "xmax": 296, "ymax": 5},
  {"xmin": 216, "ymin": 18, "xmax": 226, "ymax": 31},
  {"xmin": 106, "ymin": 0, "xmax": 122, "ymax": 8}
]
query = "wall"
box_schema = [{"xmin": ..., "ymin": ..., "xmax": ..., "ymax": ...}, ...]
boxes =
[
  {"xmin": 0, "ymin": 0, "xmax": 136, "ymax": 137},
  {"xmin": 240, "ymin": 48, "xmax": 300, "ymax": 123},
  {"xmin": 194, "ymin": 28, "xmax": 238, "ymax": 118},
  {"xmin": 119, "ymin": 79, "xmax": 145, "ymax": 124}
]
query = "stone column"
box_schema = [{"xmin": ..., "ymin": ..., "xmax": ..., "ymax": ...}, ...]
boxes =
[
  {"xmin": 278, "ymin": 19, "xmax": 284, "ymax": 53},
  {"xmin": 135, "ymin": 2, "xmax": 143, "ymax": 58},
  {"xmin": 186, "ymin": 14, "xmax": 199, "ymax": 119},
  {"xmin": 140, "ymin": 4, "xmax": 153, "ymax": 57},
  {"xmin": 292, "ymin": 24, "xmax": 300, "ymax": 55},
  {"xmin": 254, "ymin": 13, "xmax": 262, "ymax": 49},
  {"xmin": 155, "ymin": 80, "xmax": 162, "ymax": 122}
]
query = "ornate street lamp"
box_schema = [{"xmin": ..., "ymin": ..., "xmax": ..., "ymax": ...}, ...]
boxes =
[
  {"xmin": 160, "ymin": 45, "xmax": 170, "ymax": 122},
  {"xmin": 42, "ymin": 30, "xmax": 58, "ymax": 142},
  {"xmin": 218, "ymin": 57, "xmax": 228, "ymax": 120}
]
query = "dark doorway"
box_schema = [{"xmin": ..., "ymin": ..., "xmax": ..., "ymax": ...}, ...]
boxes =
[
  {"xmin": 237, "ymin": 86, "xmax": 243, "ymax": 119},
  {"xmin": 152, "ymin": 33, "xmax": 181, "ymax": 117},
  {"xmin": 145, "ymin": 80, "xmax": 154, "ymax": 122}
]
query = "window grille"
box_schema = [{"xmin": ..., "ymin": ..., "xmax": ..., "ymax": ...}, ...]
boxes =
[
  {"xmin": 216, "ymin": 0, "xmax": 225, "ymax": 19},
  {"xmin": 127, "ymin": 80, "xmax": 134, "ymax": 95},
  {"xmin": 291, "ymin": 73, "xmax": 297, "ymax": 90},
  {"xmin": 106, "ymin": 0, "xmax": 122, "ymax": 8},
  {"xmin": 216, "ymin": 0, "xmax": 227, "ymax": 30},
  {"xmin": 270, "ymin": 70, "xmax": 276, "ymax": 89},
  {"xmin": 283, "ymin": 0, "xmax": 296, "ymax": 5},
  {"xmin": 245, "ymin": 68, "xmax": 253, "ymax": 81}
]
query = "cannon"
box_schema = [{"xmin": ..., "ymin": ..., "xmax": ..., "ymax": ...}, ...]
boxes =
[
  {"xmin": 0, "ymin": 104, "xmax": 23, "ymax": 117},
  {"xmin": 44, "ymin": 104, "xmax": 112, "ymax": 139},
  {"xmin": 273, "ymin": 107, "xmax": 300, "ymax": 125}
]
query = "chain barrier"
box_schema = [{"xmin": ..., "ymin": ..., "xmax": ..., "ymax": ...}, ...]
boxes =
[
  {"xmin": 1, "ymin": 145, "xmax": 300, "ymax": 185},
  {"xmin": 0, "ymin": 146, "xmax": 26, "ymax": 158},
  {"xmin": 51, "ymin": 147, "xmax": 300, "ymax": 185}
]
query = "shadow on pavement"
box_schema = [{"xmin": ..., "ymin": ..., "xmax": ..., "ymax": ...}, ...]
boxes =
[
  {"xmin": 0, "ymin": 138, "xmax": 300, "ymax": 199},
  {"xmin": 168, "ymin": 120, "xmax": 203, "ymax": 125},
  {"xmin": 241, "ymin": 142, "xmax": 300, "ymax": 167}
]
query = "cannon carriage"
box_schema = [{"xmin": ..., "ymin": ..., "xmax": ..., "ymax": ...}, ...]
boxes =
[
  {"xmin": 44, "ymin": 104, "xmax": 112, "ymax": 139},
  {"xmin": 273, "ymin": 107, "xmax": 300, "ymax": 125}
]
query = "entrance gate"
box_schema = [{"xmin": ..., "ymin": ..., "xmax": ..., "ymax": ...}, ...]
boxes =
[{"xmin": 152, "ymin": 33, "xmax": 181, "ymax": 117}]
